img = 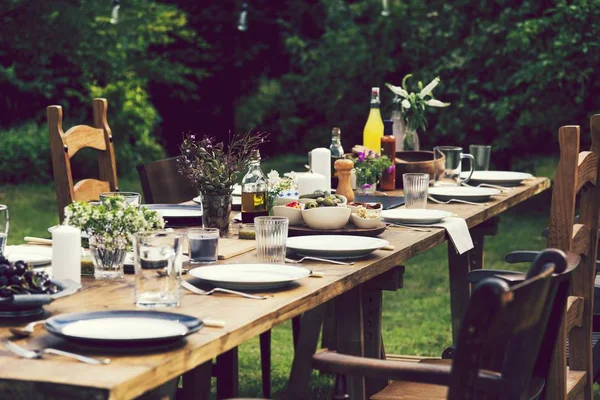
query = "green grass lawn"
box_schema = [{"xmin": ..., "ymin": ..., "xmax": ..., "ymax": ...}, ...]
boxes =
[{"xmin": 1, "ymin": 156, "xmax": 597, "ymax": 399}]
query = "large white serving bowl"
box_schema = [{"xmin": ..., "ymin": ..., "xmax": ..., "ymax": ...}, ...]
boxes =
[
  {"xmin": 301, "ymin": 206, "xmax": 351, "ymax": 230},
  {"xmin": 272, "ymin": 205, "xmax": 304, "ymax": 226},
  {"xmin": 350, "ymin": 213, "xmax": 383, "ymax": 229}
]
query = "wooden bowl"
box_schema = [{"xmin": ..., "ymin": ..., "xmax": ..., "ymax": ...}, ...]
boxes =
[{"xmin": 395, "ymin": 151, "xmax": 445, "ymax": 188}]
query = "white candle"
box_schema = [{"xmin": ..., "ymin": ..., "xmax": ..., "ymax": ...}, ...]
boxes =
[
  {"xmin": 293, "ymin": 172, "xmax": 327, "ymax": 196},
  {"xmin": 52, "ymin": 226, "xmax": 81, "ymax": 284},
  {"xmin": 310, "ymin": 148, "xmax": 331, "ymax": 191}
]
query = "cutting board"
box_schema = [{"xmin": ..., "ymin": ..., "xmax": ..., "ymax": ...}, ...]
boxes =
[{"xmin": 217, "ymin": 238, "xmax": 257, "ymax": 260}]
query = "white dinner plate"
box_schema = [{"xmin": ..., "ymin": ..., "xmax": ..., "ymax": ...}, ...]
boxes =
[
  {"xmin": 286, "ymin": 235, "xmax": 389, "ymax": 260},
  {"xmin": 188, "ymin": 263, "xmax": 311, "ymax": 290},
  {"xmin": 5, "ymin": 245, "xmax": 53, "ymax": 266},
  {"xmin": 460, "ymin": 171, "xmax": 534, "ymax": 187},
  {"xmin": 381, "ymin": 209, "xmax": 454, "ymax": 225},
  {"xmin": 193, "ymin": 196, "xmax": 241, "ymax": 206},
  {"xmin": 428, "ymin": 186, "xmax": 501, "ymax": 202}
]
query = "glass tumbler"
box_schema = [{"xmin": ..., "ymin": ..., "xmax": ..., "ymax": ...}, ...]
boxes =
[
  {"xmin": 402, "ymin": 174, "xmax": 429, "ymax": 209},
  {"xmin": 0, "ymin": 205, "xmax": 8, "ymax": 257},
  {"xmin": 255, "ymin": 216, "xmax": 289, "ymax": 264},
  {"xmin": 469, "ymin": 145, "xmax": 492, "ymax": 171},
  {"xmin": 133, "ymin": 231, "xmax": 183, "ymax": 308},
  {"xmin": 188, "ymin": 228, "xmax": 219, "ymax": 264},
  {"xmin": 100, "ymin": 192, "xmax": 141, "ymax": 206}
]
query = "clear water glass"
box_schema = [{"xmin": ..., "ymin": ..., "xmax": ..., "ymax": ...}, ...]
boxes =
[
  {"xmin": 100, "ymin": 192, "xmax": 141, "ymax": 206},
  {"xmin": 255, "ymin": 216, "xmax": 289, "ymax": 264},
  {"xmin": 133, "ymin": 232, "xmax": 183, "ymax": 308},
  {"xmin": 0, "ymin": 205, "xmax": 8, "ymax": 256},
  {"xmin": 469, "ymin": 145, "xmax": 492, "ymax": 171},
  {"xmin": 188, "ymin": 228, "xmax": 219, "ymax": 264},
  {"xmin": 403, "ymin": 173, "xmax": 429, "ymax": 209}
]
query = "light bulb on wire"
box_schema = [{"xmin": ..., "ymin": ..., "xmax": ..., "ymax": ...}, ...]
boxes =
[
  {"xmin": 381, "ymin": 0, "xmax": 390, "ymax": 16},
  {"xmin": 110, "ymin": 0, "xmax": 120, "ymax": 24},
  {"xmin": 237, "ymin": 2, "xmax": 248, "ymax": 32}
]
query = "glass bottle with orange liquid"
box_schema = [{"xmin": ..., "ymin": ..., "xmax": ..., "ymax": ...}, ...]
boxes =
[{"xmin": 362, "ymin": 87, "xmax": 384, "ymax": 153}]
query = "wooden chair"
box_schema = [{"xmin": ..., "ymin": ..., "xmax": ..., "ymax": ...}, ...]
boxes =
[
  {"xmin": 47, "ymin": 98, "xmax": 118, "ymax": 222},
  {"xmin": 467, "ymin": 119, "xmax": 600, "ymax": 398},
  {"xmin": 312, "ymin": 249, "xmax": 578, "ymax": 399},
  {"xmin": 137, "ymin": 157, "xmax": 198, "ymax": 204}
]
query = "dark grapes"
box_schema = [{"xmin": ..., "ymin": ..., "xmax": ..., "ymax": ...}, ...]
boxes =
[{"xmin": 0, "ymin": 259, "xmax": 57, "ymax": 297}]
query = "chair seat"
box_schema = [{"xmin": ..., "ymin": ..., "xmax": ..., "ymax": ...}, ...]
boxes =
[{"xmin": 371, "ymin": 381, "xmax": 448, "ymax": 400}]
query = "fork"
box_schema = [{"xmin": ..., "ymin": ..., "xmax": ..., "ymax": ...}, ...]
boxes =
[
  {"xmin": 428, "ymin": 196, "xmax": 487, "ymax": 207},
  {"xmin": 0, "ymin": 339, "xmax": 110, "ymax": 365},
  {"xmin": 181, "ymin": 280, "xmax": 268, "ymax": 300},
  {"xmin": 285, "ymin": 256, "xmax": 354, "ymax": 266},
  {"xmin": 461, "ymin": 182, "xmax": 512, "ymax": 193}
]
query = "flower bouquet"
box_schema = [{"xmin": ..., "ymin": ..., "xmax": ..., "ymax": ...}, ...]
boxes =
[{"xmin": 352, "ymin": 150, "xmax": 394, "ymax": 193}]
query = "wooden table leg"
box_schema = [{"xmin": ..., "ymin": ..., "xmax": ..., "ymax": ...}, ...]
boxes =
[
  {"xmin": 448, "ymin": 243, "xmax": 471, "ymax": 343},
  {"xmin": 363, "ymin": 288, "xmax": 387, "ymax": 398},
  {"xmin": 335, "ymin": 286, "xmax": 365, "ymax": 400},
  {"xmin": 469, "ymin": 227, "xmax": 486, "ymax": 273},
  {"xmin": 216, "ymin": 347, "xmax": 239, "ymax": 399},
  {"xmin": 286, "ymin": 305, "xmax": 325, "ymax": 399},
  {"xmin": 259, "ymin": 330, "xmax": 271, "ymax": 398},
  {"xmin": 179, "ymin": 361, "xmax": 212, "ymax": 400}
]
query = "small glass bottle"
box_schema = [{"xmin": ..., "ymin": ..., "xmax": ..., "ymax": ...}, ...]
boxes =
[
  {"xmin": 380, "ymin": 120, "xmax": 396, "ymax": 191},
  {"xmin": 330, "ymin": 127, "xmax": 344, "ymax": 188},
  {"xmin": 391, "ymin": 95, "xmax": 405, "ymax": 152},
  {"xmin": 241, "ymin": 150, "xmax": 268, "ymax": 223}
]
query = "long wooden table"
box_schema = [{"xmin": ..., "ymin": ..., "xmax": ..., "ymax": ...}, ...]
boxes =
[{"xmin": 0, "ymin": 178, "xmax": 550, "ymax": 399}]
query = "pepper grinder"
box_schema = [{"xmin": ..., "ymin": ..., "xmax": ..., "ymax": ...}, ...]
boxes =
[{"xmin": 334, "ymin": 159, "xmax": 355, "ymax": 203}]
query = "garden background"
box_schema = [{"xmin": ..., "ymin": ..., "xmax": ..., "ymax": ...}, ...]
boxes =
[{"xmin": 1, "ymin": 0, "xmax": 600, "ymax": 398}]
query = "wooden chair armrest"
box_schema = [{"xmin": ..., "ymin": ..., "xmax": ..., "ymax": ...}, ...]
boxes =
[
  {"xmin": 504, "ymin": 251, "xmax": 540, "ymax": 264},
  {"xmin": 467, "ymin": 270, "xmax": 525, "ymax": 284}
]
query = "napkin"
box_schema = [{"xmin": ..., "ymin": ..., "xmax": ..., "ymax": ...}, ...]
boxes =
[{"xmin": 406, "ymin": 217, "xmax": 473, "ymax": 255}]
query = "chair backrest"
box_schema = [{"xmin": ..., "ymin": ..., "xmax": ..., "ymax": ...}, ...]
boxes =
[
  {"xmin": 449, "ymin": 249, "xmax": 577, "ymax": 400},
  {"xmin": 136, "ymin": 157, "xmax": 198, "ymax": 204},
  {"xmin": 47, "ymin": 98, "xmax": 118, "ymax": 222},
  {"xmin": 544, "ymin": 117, "xmax": 600, "ymax": 398}
]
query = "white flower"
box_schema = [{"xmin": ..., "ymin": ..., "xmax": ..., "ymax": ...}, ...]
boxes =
[
  {"xmin": 401, "ymin": 99, "xmax": 411, "ymax": 109},
  {"xmin": 267, "ymin": 170, "xmax": 281, "ymax": 186},
  {"xmin": 385, "ymin": 83, "xmax": 409, "ymax": 98},
  {"xmin": 418, "ymin": 77, "xmax": 440, "ymax": 98},
  {"xmin": 426, "ymin": 99, "xmax": 451, "ymax": 107}
]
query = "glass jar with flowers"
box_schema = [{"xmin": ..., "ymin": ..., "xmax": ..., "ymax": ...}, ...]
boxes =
[
  {"xmin": 64, "ymin": 196, "xmax": 165, "ymax": 280},
  {"xmin": 386, "ymin": 74, "xmax": 450, "ymax": 151},
  {"xmin": 352, "ymin": 150, "xmax": 394, "ymax": 194},
  {"xmin": 267, "ymin": 171, "xmax": 299, "ymax": 214},
  {"xmin": 178, "ymin": 131, "xmax": 268, "ymax": 237}
]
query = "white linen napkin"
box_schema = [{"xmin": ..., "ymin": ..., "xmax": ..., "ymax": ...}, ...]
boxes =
[{"xmin": 406, "ymin": 217, "xmax": 474, "ymax": 255}]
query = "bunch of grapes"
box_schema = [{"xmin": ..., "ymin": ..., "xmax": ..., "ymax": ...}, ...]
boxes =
[{"xmin": 0, "ymin": 255, "xmax": 58, "ymax": 298}]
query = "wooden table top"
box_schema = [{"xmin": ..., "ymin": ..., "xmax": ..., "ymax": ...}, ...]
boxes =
[{"xmin": 0, "ymin": 178, "xmax": 550, "ymax": 399}]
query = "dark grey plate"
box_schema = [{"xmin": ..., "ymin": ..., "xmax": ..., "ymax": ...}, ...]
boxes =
[{"xmin": 0, "ymin": 279, "xmax": 81, "ymax": 318}]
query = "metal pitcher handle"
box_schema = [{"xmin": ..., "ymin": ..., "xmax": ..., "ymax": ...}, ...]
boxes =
[{"xmin": 459, "ymin": 153, "xmax": 475, "ymax": 184}]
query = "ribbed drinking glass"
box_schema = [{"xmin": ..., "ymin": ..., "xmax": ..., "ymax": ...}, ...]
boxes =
[
  {"xmin": 255, "ymin": 216, "xmax": 289, "ymax": 264},
  {"xmin": 403, "ymin": 173, "xmax": 429, "ymax": 209}
]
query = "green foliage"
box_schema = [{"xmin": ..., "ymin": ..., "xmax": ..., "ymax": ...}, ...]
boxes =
[{"xmin": 0, "ymin": 122, "xmax": 51, "ymax": 183}]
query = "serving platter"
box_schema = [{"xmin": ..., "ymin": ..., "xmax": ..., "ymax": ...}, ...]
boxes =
[
  {"xmin": 288, "ymin": 222, "xmax": 386, "ymax": 237},
  {"xmin": 188, "ymin": 264, "xmax": 311, "ymax": 290}
]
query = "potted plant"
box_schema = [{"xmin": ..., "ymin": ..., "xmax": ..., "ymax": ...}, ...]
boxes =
[
  {"xmin": 352, "ymin": 150, "xmax": 394, "ymax": 194},
  {"xmin": 64, "ymin": 196, "xmax": 165, "ymax": 280},
  {"xmin": 386, "ymin": 74, "xmax": 450, "ymax": 151},
  {"xmin": 178, "ymin": 131, "xmax": 268, "ymax": 237}
]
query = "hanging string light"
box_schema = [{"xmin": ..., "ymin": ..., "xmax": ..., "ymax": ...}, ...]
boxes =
[
  {"xmin": 110, "ymin": 0, "xmax": 120, "ymax": 24},
  {"xmin": 381, "ymin": 0, "xmax": 390, "ymax": 16},
  {"xmin": 237, "ymin": 1, "xmax": 248, "ymax": 32}
]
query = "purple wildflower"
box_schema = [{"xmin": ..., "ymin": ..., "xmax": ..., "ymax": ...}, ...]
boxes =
[
  {"xmin": 358, "ymin": 152, "xmax": 366, "ymax": 162},
  {"xmin": 361, "ymin": 183, "xmax": 372, "ymax": 189},
  {"xmin": 387, "ymin": 164, "xmax": 395, "ymax": 173}
]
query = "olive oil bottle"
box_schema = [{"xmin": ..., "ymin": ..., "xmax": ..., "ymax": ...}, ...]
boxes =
[{"xmin": 241, "ymin": 150, "xmax": 268, "ymax": 223}]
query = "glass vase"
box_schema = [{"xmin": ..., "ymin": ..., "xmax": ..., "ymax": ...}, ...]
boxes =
[
  {"xmin": 89, "ymin": 235, "xmax": 127, "ymax": 280},
  {"xmin": 355, "ymin": 172, "xmax": 377, "ymax": 194},
  {"xmin": 403, "ymin": 127, "xmax": 420, "ymax": 151},
  {"xmin": 201, "ymin": 194, "xmax": 232, "ymax": 238}
]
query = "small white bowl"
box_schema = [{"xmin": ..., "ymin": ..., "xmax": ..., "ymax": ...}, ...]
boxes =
[
  {"xmin": 301, "ymin": 206, "xmax": 351, "ymax": 230},
  {"xmin": 347, "ymin": 202, "xmax": 382, "ymax": 215},
  {"xmin": 350, "ymin": 213, "xmax": 383, "ymax": 229},
  {"xmin": 274, "ymin": 197, "xmax": 298, "ymax": 206},
  {"xmin": 298, "ymin": 194, "xmax": 347, "ymax": 207},
  {"xmin": 272, "ymin": 205, "xmax": 304, "ymax": 226}
]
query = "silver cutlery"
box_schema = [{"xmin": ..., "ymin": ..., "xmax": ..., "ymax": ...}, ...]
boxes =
[
  {"xmin": 428, "ymin": 196, "xmax": 487, "ymax": 207},
  {"xmin": 385, "ymin": 223, "xmax": 432, "ymax": 232},
  {"xmin": 461, "ymin": 182, "xmax": 511, "ymax": 192},
  {"xmin": 0, "ymin": 339, "xmax": 110, "ymax": 365},
  {"xmin": 285, "ymin": 256, "xmax": 354, "ymax": 266},
  {"xmin": 181, "ymin": 280, "xmax": 268, "ymax": 300},
  {"xmin": 9, "ymin": 320, "xmax": 46, "ymax": 338}
]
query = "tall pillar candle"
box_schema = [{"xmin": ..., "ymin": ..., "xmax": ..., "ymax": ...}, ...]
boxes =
[
  {"xmin": 52, "ymin": 226, "xmax": 82, "ymax": 284},
  {"xmin": 310, "ymin": 148, "xmax": 331, "ymax": 191},
  {"xmin": 293, "ymin": 172, "xmax": 327, "ymax": 196}
]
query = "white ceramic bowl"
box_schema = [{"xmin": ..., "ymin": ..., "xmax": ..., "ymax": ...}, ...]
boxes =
[
  {"xmin": 350, "ymin": 213, "xmax": 383, "ymax": 229},
  {"xmin": 301, "ymin": 206, "xmax": 351, "ymax": 230},
  {"xmin": 347, "ymin": 202, "xmax": 382, "ymax": 215},
  {"xmin": 298, "ymin": 194, "xmax": 347, "ymax": 207},
  {"xmin": 272, "ymin": 205, "xmax": 304, "ymax": 226},
  {"xmin": 274, "ymin": 197, "xmax": 298, "ymax": 206}
]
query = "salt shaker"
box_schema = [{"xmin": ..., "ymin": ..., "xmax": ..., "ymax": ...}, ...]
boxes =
[{"xmin": 52, "ymin": 226, "xmax": 82, "ymax": 284}]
